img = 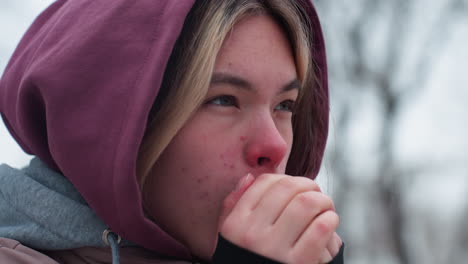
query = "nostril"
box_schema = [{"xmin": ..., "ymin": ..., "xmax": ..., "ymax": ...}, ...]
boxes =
[{"xmin": 257, "ymin": 157, "xmax": 270, "ymax": 166}]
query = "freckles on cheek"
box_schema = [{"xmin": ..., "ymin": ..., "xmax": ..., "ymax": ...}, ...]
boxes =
[
  {"xmin": 194, "ymin": 174, "xmax": 215, "ymax": 200},
  {"xmin": 193, "ymin": 175, "xmax": 220, "ymax": 217},
  {"xmin": 195, "ymin": 173, "xmax": 208, "ymax": 185},
  {"xmin": 219, "ymin": 153, "xmax": 236, "ymax": 170}
]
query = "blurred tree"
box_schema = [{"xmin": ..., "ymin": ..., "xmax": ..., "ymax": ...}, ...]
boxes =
[{"xmin": 314, "ymin": 0, "xmax": 468, "ymax": 263}]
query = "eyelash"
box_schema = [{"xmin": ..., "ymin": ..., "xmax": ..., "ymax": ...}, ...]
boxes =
[
  {"xmin": 205, "ymin": 95, "xmax": 296, "ymax": 112},
  {"xmin": 205, "ymin": 95, "xmax": 239, "ymax": 107},
  {"xmin": 275, "ymin": 100, "xmax": 296, "ymax": 112}
]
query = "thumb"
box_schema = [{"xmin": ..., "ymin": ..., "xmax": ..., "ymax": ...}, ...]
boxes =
[{"xmin": 218, "ymin": 173, "xmax": 254, "ymax": 228}]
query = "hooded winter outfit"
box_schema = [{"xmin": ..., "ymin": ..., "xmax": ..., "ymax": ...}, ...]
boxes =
[{"xmin": 0, "ymin": 0, "xmax": 343, "ymax": 263}]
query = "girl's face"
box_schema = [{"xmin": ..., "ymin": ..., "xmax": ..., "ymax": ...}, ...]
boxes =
[{"xmin": 144, "ymin": 15, "xmax": 299, "ymax": 259}]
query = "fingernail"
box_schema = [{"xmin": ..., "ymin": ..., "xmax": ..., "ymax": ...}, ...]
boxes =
[{"xmin": 234, "ymin": 173, "xmax": 253, "ymax": 192}]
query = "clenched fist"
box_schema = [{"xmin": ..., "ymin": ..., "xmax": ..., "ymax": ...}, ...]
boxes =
[{"xmin": 219, "ymin": 173, "xmax": 342, "ymax": 264}]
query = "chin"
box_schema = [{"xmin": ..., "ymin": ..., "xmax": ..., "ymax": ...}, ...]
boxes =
[
  {"xmin": 189, "ymin": 242, "xmax": 216, "ymax": 261},
  {"xmin": 185, "ymin": 230, "xmax": 219, "ymax": 261}
]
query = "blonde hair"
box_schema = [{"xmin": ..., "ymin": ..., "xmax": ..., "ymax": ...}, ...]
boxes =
[{"xmin": 138, "ymin": 0, "xmax": 317, "ymax": 187}]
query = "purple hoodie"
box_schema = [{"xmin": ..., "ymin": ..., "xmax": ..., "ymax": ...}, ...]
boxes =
[{"xmin": 0, "ymin": 0, "xmax": 328, "ymax": 259}]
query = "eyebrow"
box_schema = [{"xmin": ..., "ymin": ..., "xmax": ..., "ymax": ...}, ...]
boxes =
[{"xmin": 210, "ymin": 72, "xmax": 301, "ymax": 94}]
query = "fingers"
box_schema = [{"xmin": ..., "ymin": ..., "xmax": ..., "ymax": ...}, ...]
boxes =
[
  {"xmin": 328, "ymin": 232, "xmax": 342, "ymax": 258},
  {"xmin": 221, "ymin": 174, "xmax": 320, "ymax": 245},
  {"xmin": 320, "ymin": 249, "xmax": 333, "ymax": 264},
  {"xmin": 221, "ymin": 174, "xmax": 283, "ymax": 238},
  {"xmin": 319, "ymin": 232, "xmax": 342, "ymax": 263},
  {"xmin": 219, "ymin": 173, "xmax": 341, "ymax": 264},
  {"xmin": 221, "ymin": 173, "xmax": 284, "ymax": 233},
  {"xmin": 253, "ymin": 176, "xmax": 322, "ymax": 225},
  {"xmin": 233, "ymin": 173, "xmax": 284, "ymax": 212},
  {"xmin": 291, "ymin": 210, "xmax": 340, "ymax": 264},
  {"xmin": 219, "ymin": 173, "xmax": 255, "ymax": 228},
  {"xmin": 273, "ymin": 191, "xmax": 334, "ymax": 247},
  {"xmin": 230, "ymin": 174, "xmax": 321, "ymax": 223}
]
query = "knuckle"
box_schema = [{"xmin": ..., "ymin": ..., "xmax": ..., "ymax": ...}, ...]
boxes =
[
  {"xmin": 295, "ymin": 191, "xmax": 319, "ymax": 208},
  {"xmin": 325, "ymin": 196, "xmax": 335, "ymax": 211},
  {"xmin": 316, "ymin": 212, "xmax": 339, "ymax": 235},
  {"xmin": 276, "ymin": 176, "xmax": 318, "ymax": 192},
  {"xmin": 276, "ymin": 177, "xmax": 298, "ymax": 190},
  {"xmin": 316, "ymin": 220, "xmax": 332, "ymax": 235},
  {"xmin": 331, "ymin": 212, "xmax": 340, "ymax": 228},
  {"xmin": 294, "ymin": 192, "xmax": 334, "ymax": 211},
  {"xmin": 294, "ymin": 176, "xmax": 322, "ymax": 192},
  {"xmin": 307, "ymin": 179, "xmax": 322, "ymax": 192},
  {"xmin": 323, "ymin": 210, "xmax": 339, "ymax": 228},
  {"xmin": 317, "ymin": 193, "xmax": 335, "ymax": 210}
]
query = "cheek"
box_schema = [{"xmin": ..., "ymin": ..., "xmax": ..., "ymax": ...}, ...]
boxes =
[
  {"xmin": 219, "ymin": 148, "xmax": 238, "ymax": 171},
  {"xmin": 171, "ymin": 129, "xmax": 243, "ymax": 203},
  {"xmin": 145, "ymin": 134, "xmax": 240, "ymax": 239},
  {"xmin": 144, "ymin": 113, "xmax": 252, "ymax": 256}
]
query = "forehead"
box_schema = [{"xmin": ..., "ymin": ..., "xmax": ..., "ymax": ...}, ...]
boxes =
[{"xmin": 214, "ymin": 15, "xmax": 297, "ymax": 85}]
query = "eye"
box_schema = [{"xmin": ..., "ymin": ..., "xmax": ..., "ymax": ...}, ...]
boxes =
[
  {"xmin": 205, "ymin": 95, "xmax": 239, "ymax": 108},
  {"xmin": 275, "ymin": 100, "xmax": 296, "ymax": 112}
]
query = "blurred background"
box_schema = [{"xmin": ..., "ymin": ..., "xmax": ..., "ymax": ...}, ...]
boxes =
[{"xmin": 1, "ymin": 0, "xmax": 467, "ymax": 263}]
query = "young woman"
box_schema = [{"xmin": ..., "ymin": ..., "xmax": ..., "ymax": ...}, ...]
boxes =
[{"xmin": 0, "ymin": 0, "xmax": 343, "ymax": 263}]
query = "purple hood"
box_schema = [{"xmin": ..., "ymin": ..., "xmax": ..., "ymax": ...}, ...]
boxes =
[{"xmin": 0, "ymin": 0, "xmax": 328, "ymax": 259}]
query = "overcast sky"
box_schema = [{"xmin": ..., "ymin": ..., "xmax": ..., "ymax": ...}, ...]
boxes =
[{"xmin": 1, "ymin": 0, "xmax": 54, "ymax": 168}]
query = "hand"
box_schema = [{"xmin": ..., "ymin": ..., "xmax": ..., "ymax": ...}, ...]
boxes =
[{"xmin": 218, "ymin": 173, "xmax": 342, "ymax": 264}]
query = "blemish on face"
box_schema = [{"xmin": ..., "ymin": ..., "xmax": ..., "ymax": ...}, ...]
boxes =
[
  {"xmin": 198, "ymin": 191, "xmax": 209, "ymax": 200},
  {"xmin": 230, "ymin": 164, "xmax": 235, "ymax": 169},
  {"xmin": 240, "ymin": 136, "xmax": 246, "ymax": 142}
]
